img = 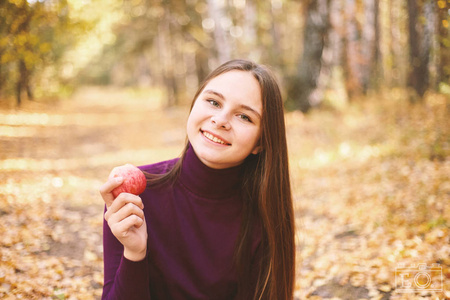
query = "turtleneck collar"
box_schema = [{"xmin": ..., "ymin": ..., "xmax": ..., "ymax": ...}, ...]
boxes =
[{"xmin": 178, "ymin": 144, "xmax": 243, "ymax": 200}]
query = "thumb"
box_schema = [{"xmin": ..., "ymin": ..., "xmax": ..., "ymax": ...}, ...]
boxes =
[{"xmin": 99, "ymin": 176, "xmax": 124, "ymax": 207}]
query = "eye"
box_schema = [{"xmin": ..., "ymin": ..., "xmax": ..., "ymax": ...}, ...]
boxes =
[
  {"xmin": 238, "ymin": 114, "xmax": 252, "ymax": 123},
  {"xmin": 207, "ymin": 99, "xmax": 220, "ymax": 108}
]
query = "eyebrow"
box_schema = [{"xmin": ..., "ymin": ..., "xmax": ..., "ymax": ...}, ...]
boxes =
[{"xmin": 203, "ymin": 89, "xmax": 262, "ymax": 120}]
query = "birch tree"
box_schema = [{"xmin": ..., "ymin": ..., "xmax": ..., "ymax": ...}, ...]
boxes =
[{"xmin": 287, "ymin": 0, "xmax": 330, "ymax": 112}]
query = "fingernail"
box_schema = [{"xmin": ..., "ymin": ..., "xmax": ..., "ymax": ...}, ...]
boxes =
[{"xmin": 115, "ymin": 176, "xmax": 123, "ymax": 183}]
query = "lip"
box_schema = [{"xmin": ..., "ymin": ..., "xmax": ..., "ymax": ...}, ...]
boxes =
[{"xmin": 200, "ymin": 129, "xmax": 231, "ymax": 145}]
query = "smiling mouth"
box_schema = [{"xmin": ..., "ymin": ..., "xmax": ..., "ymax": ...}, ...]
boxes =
[{"xmin": 201, "ymin": 130, "xmax": 231, "ymax": 145}]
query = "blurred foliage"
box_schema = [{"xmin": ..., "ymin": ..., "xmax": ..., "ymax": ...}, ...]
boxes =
[
  {"xmin": 0, "ymin": 0, "xmax": 93, "ymax": 100},
  {"xmin": 0, "ymin": 0, "xmax": 447, "ymax": 109}
]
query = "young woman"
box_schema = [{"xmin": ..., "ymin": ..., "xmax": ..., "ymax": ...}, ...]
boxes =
[{"xmin": 100, "ymin": 59, "xmax": 295, "ymax": 300}]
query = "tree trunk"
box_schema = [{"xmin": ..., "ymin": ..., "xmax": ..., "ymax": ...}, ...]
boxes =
[
  {"xmin": 15, "ymin": 3, "xmax": 33, "ymax": 106},
  {"xmin": 387, "ymin": 0, "xmax": 407, "ymax": 87},
  {"xmin": 17, "ymin": 59, "xmax": 34, "ymax": 105},
  {"xmin": 343, "ymin": 0, "xmax": 363, "ymax": 98},
  {"xmin": 420, "ymin": 0, "xmax": 433, "ymax": 95},
  {"xmin": 361, "ymin": 0, "xmax": 374, "ymax": 92},
  {"xmin": 373, "ymin": 0, "xmax": 382, "ymax": 88},
  {"xmin": 407, "ymin": 0, "xmax": 432, "ymax": 100},
  {"xmin": 244, "ymin": 0, "xmax": 259, "ymax": 61},
  {"xmin": 16, "ymin": 64, "xmax": 22, "ymax": 107},
  {"xmin": 436, "ymin": 0, "xmax": 450, "ymax": 86},
  {"xmin": 269, "ymin": 1, "xmax": 282, "ymax": 67},
  {"xmin": 157, "ymin": 17, "xmax": 178, "ymax": 107},
  {"xmin": 361, "ymin": 0, "xmax": 378, "ymax": 92},
  {"xmin": 195, "ymin": 48, "xmax": 209, "ymax": 84},
  {"xmin": 328, "ymin": 0, "xmax": 344, "ymax": 69},
  {"xmin": 325, "ymin": 0, "xmax": 349, "ymax": 104},
  {"xmin": 0, "ymin": 54, "xmax": 4, "ymax": 95},
  {"xmin": 426, "ymin": 0, "xmax": 439, "ymax": 91},
  {"xmin": 287, "ymin": 0, "xmax": 330, "ymax": 113},
  {"xmin": 207, "ymin": 0, "xmax": 231, "ymax": 65}
]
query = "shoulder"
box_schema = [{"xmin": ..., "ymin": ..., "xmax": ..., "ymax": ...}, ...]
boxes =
[{"xmin": 138, "ymin": 157, "xmax": 179, "ymax": 175}]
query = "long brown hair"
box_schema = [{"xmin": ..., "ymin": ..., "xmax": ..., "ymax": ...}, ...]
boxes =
[{"xmin": 145, "ymin": 59, "xmax": 295, "ymax": 299}]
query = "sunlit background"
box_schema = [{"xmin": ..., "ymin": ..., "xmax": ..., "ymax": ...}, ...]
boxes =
[{"xmin": 0, "ymin": 0, "xmax": 449, "ymax": 299}]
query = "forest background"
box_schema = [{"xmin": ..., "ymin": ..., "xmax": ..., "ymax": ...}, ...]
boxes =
[{"xmin": 0, "ymin": 0, "xmax": 449, "ymax": 299}]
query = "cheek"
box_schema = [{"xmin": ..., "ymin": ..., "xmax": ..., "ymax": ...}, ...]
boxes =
[
  {"xmin": 238, "ymin": 126, "xmax": 260, "ymax": 144},
  {"xmin": 250, "ymin": 127, "xmax": 262, "ymax": 148},
  {"xmin": 187, "ymin": 111, "xmax": 207, "ymax": 139},
  {"xmin": 187, "ymin": 107, "xmax": 200, "ymax": 128},
  {"xmin": 186, "ymin": 115, "xmax": 196, "ymax": 138},
  {"xmin": 187, "ymin": 122, "xmax": 197, "ymax": 140},
  {"xmin": 187, "ymin": 103, "xmax": 205, "ymax": 124}
]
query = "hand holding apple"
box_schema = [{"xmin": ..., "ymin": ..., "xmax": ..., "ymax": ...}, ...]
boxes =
[
  {"xmin": 109, "ymin": 164, "xmax": 147, "ymax": 198},
  {"xmin": 101, "ymin": 164, "xmax": 148, "ymax": 261}
]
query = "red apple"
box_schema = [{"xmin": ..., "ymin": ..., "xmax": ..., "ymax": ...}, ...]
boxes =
[{"xmin": 110, "ymin": 164, "xmax": 147, "ymax": 198}]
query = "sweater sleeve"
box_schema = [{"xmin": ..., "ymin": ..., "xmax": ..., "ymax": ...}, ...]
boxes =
[{"xmin": 101, "ymin": 208, "xmax": 151, "ymax": 300}]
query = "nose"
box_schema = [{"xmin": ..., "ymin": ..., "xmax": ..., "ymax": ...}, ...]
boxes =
[{"xmin": 211, "ymin": 112, "xmax": 230, "ymax": 129}]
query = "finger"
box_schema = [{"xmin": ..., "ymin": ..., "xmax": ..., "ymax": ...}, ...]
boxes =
[
  {"xmin": 99, "ymin": 176, "xmax": 124, "ymax": 207},
  {"xmin": 106, "ymin": 202, "xmax": 145, "ymax": 225},
  {"xmin": 108, "ymin": 166, "xmax": 121, "ymax": 180},
  {"xmin": 104, "ymin": 193, "xmax": 144, "ymax": 219},
  {"xmin": 110, "ymin": 214, "xmax": 145, "ymax": 237}
]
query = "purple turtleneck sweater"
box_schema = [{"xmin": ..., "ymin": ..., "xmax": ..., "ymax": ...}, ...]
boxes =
[{"xmin": 102, "ymin": 146, "xmax": 262, "ymax": 300}]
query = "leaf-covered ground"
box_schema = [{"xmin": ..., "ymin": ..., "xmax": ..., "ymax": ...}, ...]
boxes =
[{"xmin": 0, "ymin": 87, "xmax": 448, "ymax": 299}]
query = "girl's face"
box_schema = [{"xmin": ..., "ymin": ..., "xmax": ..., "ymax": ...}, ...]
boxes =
[{"xmin": 187, "ymin": 70, "xmax": 263, "ymax": 169}]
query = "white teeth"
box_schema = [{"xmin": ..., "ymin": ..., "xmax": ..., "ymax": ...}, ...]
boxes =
[{"xmin": 203, "ymin": 131, "xmax": 227, "ymax": 145}]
